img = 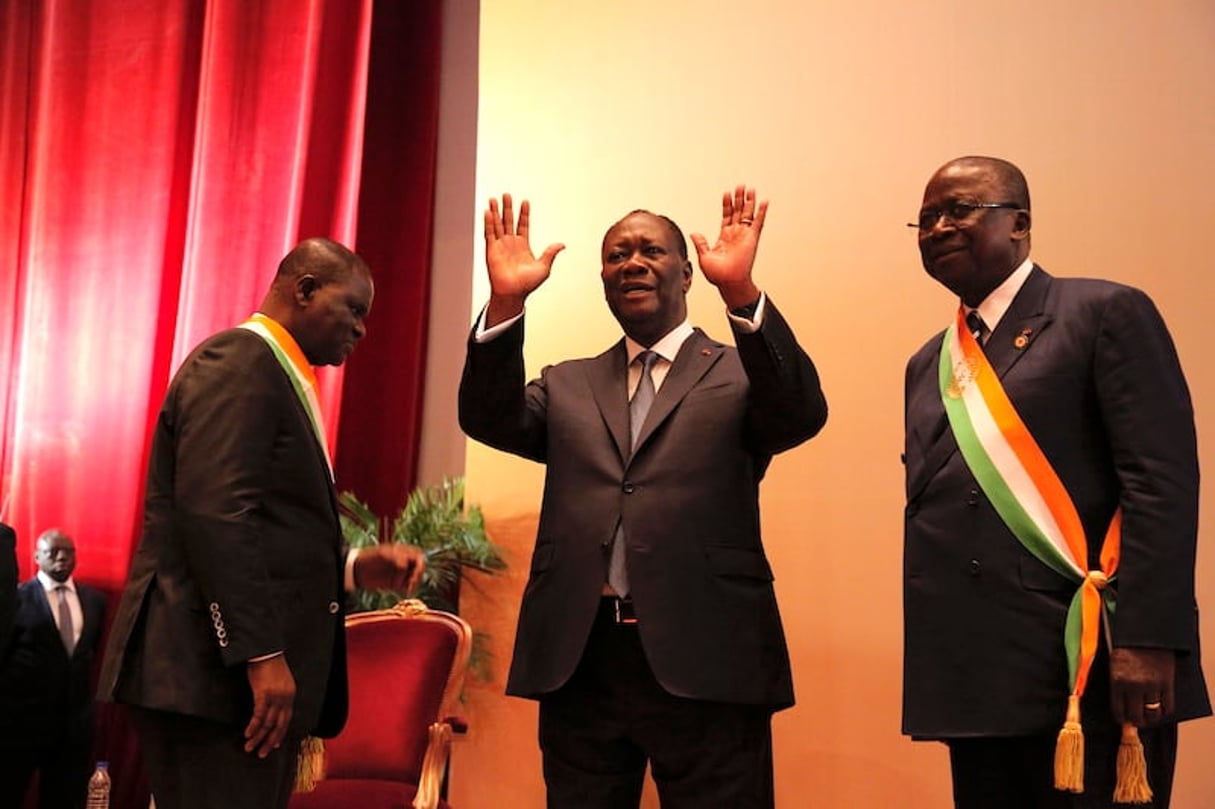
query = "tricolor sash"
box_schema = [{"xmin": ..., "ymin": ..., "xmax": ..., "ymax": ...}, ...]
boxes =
[
  {"xmin": 939, "ymin": 307, "xmax": 1149, "ymax": 801},
  {"xmin": 239, "ymin": 313, "xmax": 334, "ymax": 481}
]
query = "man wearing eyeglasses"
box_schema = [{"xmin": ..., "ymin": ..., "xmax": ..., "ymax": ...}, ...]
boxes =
[{"xmin": 901, "ymin": 156, "xmax": 1209, "ymax": 808}]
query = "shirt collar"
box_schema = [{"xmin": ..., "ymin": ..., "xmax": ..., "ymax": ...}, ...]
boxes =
[
  {"xmin": 624, "ymin": 319, "xmax": 694, "ymax": 364},
  {"xmin": 969, "ymin": 257, "xmax": 1033, "ymax": 333},
  {"xmin": 37, "ymin": 570, "xmax": 75, "ymax": 593}
]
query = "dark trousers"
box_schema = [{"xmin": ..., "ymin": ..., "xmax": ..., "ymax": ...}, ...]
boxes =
[
  {"xmin": 0, "ymin": 731, "xmax": 92, "ymax": 809},
  {"xmin": 538, "ymin": 598, "xmax": 774, "ymax": 809},
  {"xmin": 131, "ymin": 707, "xmax": 302, "ymax": 809},
  {"xmin": 948, "ymin": 724, "xmax": 1178, "ymax": 809}
]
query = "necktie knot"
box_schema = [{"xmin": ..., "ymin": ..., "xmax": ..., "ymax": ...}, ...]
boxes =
[
  {"xmin": 635, "ymin": 350, "xmax": 658, "ymax": 378},
  {"xmin": 629, "ymin": 351, "xmax": 659, "ymax": 448},
  {"xmin": 965, "ymin": 311, "xmax": 989, "ymax": 345}
]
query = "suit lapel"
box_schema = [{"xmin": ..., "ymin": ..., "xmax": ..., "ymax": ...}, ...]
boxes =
[
  {"xmin": 981, "ymin": 266, "xmax": 1053, "ymax": 381},
  {"xmin": 587, "ymin": 340, "xmax": 632, "ymax": 463},
  {"xmin": 907, "ymin": 267, "xmax": 1055, "ymax": 501},
  {"xmin": 631, "ymin": 330, "xmax": 723, "ymax": 461},
  {"xmin": 28, "ymin": 580, "xmax": 72, "ymax": 659}
]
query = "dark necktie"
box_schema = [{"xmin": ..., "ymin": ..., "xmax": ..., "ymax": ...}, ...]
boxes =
[
  {"xmin": 56, "ymin": 585, "xmax": 75, "ymax": 655},
  {"xmin": 608, "ymin": 351, "xmax": 659, "ymax": 596},
  {"xmin": 965, "ymin": 310, "xmax": 989, "ymax": 347}
]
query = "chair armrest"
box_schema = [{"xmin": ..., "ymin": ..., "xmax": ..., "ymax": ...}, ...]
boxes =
[{"xmin": 412, "ymin": 715, "xmax": 471, "ymax": 809}]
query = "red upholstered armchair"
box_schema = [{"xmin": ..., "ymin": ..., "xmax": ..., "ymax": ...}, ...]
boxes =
[{"xmin": 291, "ymin": 599, "xmax": 473, "ymax": 809}]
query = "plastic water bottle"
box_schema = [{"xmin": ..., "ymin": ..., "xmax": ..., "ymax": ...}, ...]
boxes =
[{"xmin": 86, "ymin": 761, "xmax": 111, "ymax": 809}]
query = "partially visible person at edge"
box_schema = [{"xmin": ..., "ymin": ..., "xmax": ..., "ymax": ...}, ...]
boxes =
[
  {"xmin": 98, "ymin": 238, "xmax": 426, "ymax": 809},
  {"xmin": 0, "ymin": 522, "xmax": 15, "ymax": 648},
  {"xmin": 901, "ymin": 155, "xmax": 1210, "ymax": 808},
  {"xmin": 459, "ymin": 186, "xmax": 828, "ymax": 807},
  {"xmin": 0, "ymin": 528, "xmax": 107, "ymax": 809}
]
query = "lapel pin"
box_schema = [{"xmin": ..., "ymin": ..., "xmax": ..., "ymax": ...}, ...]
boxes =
[
  {"xmin": 1013, "ymin": 328, "xmax": 1033, "ymax": 350},
  {"xmin": 701, "ymin": 348, "xmax": 712, "ymax": 356}
]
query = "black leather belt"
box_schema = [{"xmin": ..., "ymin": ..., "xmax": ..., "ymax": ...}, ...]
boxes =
[{"xmin": 601, "ymin": 595, "xmax": 637, "ymax": 624}]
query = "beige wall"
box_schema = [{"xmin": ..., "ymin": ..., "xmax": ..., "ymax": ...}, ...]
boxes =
[{"xmin": 429, "ymin": 2, "xmax": 1215, "ymax": 806}]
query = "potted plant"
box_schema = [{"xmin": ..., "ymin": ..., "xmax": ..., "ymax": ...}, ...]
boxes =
[
  {"xmin": 340, "ymin": 476, "xmax": 505, "ymax": 613},
  {"xmin": 339, "ymin": 476, "xmax": 506, "ymax": 678}
]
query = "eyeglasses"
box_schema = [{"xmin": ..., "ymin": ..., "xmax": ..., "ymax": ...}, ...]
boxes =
[{"xmin": 907, "ymin": 201, "xmax": 1022, "ymax": 232}]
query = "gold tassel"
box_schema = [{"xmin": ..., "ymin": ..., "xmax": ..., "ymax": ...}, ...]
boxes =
[
  {"xmin": 293, "ymin": 736, "xmax": 326, "ymax": 793},
  {"xmin": 1113, "ymin": 723, "xmax": 1153, "ymax": 804},
  {"xmin": 1053, "ymin": 694, "xmax": 1084, "ymax": 793}
]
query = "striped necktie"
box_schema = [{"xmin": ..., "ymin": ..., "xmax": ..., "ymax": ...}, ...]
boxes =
[{"xmin": 966, "ymin": 310, "xmax": 990, "ymax": 347}]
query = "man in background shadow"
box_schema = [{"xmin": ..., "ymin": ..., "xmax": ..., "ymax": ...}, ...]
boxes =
[{"xmin": 0, "ymin": 528, "xmax": 108, "ymax": 809}]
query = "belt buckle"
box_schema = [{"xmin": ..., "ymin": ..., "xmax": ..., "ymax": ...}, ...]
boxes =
[{"xmin": 614, "ymin": 597, "xmax": 637, "ymax": 624}]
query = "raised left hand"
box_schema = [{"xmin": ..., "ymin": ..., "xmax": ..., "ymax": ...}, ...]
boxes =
[
  {"xmin": 353, "ymin": 543, "xmax": 426, "ymax": 594},
  {"xmin": 1110, "ymin": 646, "xmax": 1176, "ymax": 727},
  {"xmin": 689, "ymin": 185, "xmax": 767, "ymax": 309}
]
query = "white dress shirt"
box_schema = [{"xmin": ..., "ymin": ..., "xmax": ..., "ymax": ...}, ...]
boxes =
[{"xmin": 36, "ymin": 569, "xmax": 82, "ymax": 647}]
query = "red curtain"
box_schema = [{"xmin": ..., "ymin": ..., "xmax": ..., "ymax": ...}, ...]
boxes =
[{"xmin": 0, "ymin": 1, "xmax": 442, "ymax": 805}]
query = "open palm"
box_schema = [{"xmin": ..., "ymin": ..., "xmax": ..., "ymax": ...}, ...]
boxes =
[{"xmin": 484, "ymin": 194, "xmax": 564, "ymax": 301}]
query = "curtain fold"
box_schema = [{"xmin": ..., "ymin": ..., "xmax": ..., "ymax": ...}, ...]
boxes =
[
  {"xmin": 0, "ymin": 0, "xmax": 441, "ymax": 804},
  {"xmin": 334, "ymin": 0, "xmax": 443, "ymax": 516}
]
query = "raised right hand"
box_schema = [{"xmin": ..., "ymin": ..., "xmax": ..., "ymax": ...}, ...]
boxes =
[{"xmin": 483, "ymin": 194, "xmax": 565, "ymax": 327}]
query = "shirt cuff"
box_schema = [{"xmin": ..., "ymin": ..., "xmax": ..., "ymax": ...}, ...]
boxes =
[
  {"xmin": 474, "ymin": 305, "xmax": 524, "ymax": 343},
  {"xmin": 727, "ymin": 291, "xmax": 766, "ymax": 333},
  {"xmin": 345, "ymin": 548, "xmax": 359, "ymax": 591}
]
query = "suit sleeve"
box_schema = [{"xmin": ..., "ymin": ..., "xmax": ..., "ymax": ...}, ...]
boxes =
[
  {"xmin": 168, "ymin": 336, "xmax": 289, "ymax": 665},
  {"xmin": 1094, "ymin": 287, "xmax": 1200, "ymax": 652},
  {"xmin": 732, "ymin": 298, "xmax": 828, "ymax": 454},
  {"xmin": 458, "ymin": 317, "xmax": 549, "ymax": 462}
]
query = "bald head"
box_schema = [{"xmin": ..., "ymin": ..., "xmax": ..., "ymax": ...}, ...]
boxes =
[
  {"xmin": 260, "ymin": 238, "xmax": 375, "ymax": 366},
  {"xmin": 917, "ymin": 156, "xmax": 1033, "ymax": 306},
  {"xmin": 273, "ymin": 238, "xmax": 369, "ymax": 290},
  {"xmin": 35, "ymin": 528, "xmax": 76, "ymax": 582},
  {"xmin": 941, "ymin": 156, "xmax": 1031, "ymax": 212}
]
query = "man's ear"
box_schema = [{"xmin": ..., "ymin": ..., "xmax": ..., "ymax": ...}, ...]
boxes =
[
  {"xmin": 295, "ymin": 274, "xmax": 320, "ymax": 304},
  {"xmin": 682, "ymin": 259, "xmax": 693, "ymax": 291},
  {"xmin": 1011, "ymin": 209, "xmax": 1032, "ymax": 241}
]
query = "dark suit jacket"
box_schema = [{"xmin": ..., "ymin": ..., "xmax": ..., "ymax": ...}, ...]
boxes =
[
  {"xmin": 903, "ymin": 266, "xmax": 1210, "ymax": 737},
  {"xmin": 98, "ymin": 327, "xmax": 349, "ymax": 738},
  {"xmin": 460, "ymin": 300, "xmax": 827, "ymax": 709},
  {"xmin": 0, "ymin": 577, "xmax": 107, "ymax": 750},
  {"xmin": 0, "ymin": 524, "xmax": 15, "ymax": 649}
]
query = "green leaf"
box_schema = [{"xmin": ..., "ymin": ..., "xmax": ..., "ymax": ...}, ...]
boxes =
[{"xmin": 338, "ymin": 476, "xmax": 507, "ymax": 682}]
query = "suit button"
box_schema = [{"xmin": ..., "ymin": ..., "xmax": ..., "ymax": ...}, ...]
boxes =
[
  {"xmin": 966, "ymin": 489, "xmax": 980, "ymax": 506},
  {"xmin": 328, "ymin": 601, "xmax": 340, "ymax": 614},
  {"xmin": 968, "ymin": 559, "xmax": 982, "ymax": 576},
  {"xmin": 622, "ymin": 482, "xmax": 635, "ymax": 494}
]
